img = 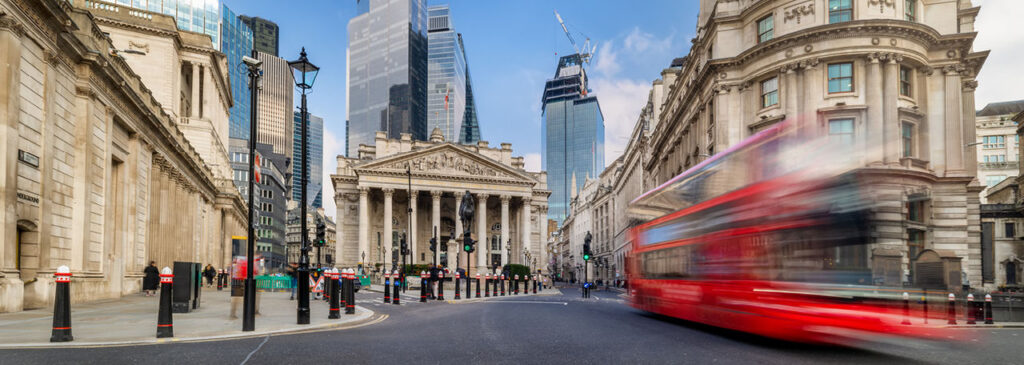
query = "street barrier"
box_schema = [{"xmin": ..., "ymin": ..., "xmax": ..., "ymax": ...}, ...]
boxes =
[
  {"xmin": 384, "ymin": 272, "xmax": 391, "ymax": 304},
  {"xmin": 500, "ymin": 274, "xmax": 506, "ymax": 296},
  {"xmin": 425, "ymin": 271, "xmax": 433, "ymax": 299},
  {"xmin": 51, "ymin": 265, "xmax": 73, "ymax": 342},
  {"xmin": 947, "ymin": 293, "xmax": 957, "ymax": 325},
  {"xmin": 392, "ymin": 270, "xmax": 401, "ymax": 305},
  {"xmin": 514, "ymin": 275, "xmax": 519, "ymax": 295},
  {"xmin": 420, "ymin": 271, "xmax": 428, "ymax": 303},
  {"xmin": 157, "ymin": 267, "xmax": 174, "ymax": 338},
  {"xmin": 329, "ymin": 269, "xmax": 341, "ymax": 319},
  {"xmin": 967, "ymin": 294, "xmax": 976, "ymax": 324},
  {"xmin": 454, "ymin": 271, "xmax": 461, "ymax": 300},
  {"xmin": 901, "ymin": 292, "xmax": 911, "ymax": 325},
  {"xmin": 437, "ymin": 271, "xmax": 445, "ymax": 300},
  {"xmin": 475, "ymin": 273, "xmax": 481, "ymax": 298},
  {"xmin": 466, "ymin": 271, "xmax": 472, "ymax": 299},
  {"xmin": 345, "ymin": 269, "xmax": 356, "ymax": 315},
  {"xmin": 485, "ymin": 274, "xmax": 491, "ymax": 297},
  {"xmin": 985, "ymin": 294, "xmax": 994, "ymax": 324}
]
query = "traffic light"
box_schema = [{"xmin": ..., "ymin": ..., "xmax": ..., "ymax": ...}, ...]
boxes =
[
  {"xmin": 463, "ymin": 236, "xmax": 475, "ymax": 253},
  {"xmin": 429, "ymin": 227, "xmax": 437, "ymax": 252},
  {"xmin": 583, "ymin": 231, "xmax": 593, "ymax": 261},
  {"xmin": 314, "ymin": 219, "xmax": 326, "ymax": 247},
  {"xmin": 400, "ymin": 233, "xmax": 409, "ymax": 256}
]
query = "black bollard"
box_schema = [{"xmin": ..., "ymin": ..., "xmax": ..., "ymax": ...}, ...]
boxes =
[
  {"xmin": 329, "ymin": 269, "xmax": 341, "ymax": 319},
  {"xmin": 501, "ymin": 275, "xmax": 506, "ymax": 296},
  {"xmin": 514, "ymin": 275, "xmax": 520, "ymax": 295},
  {"xmin": 466, "ymin": 272, "xmax": 472, "ymax": 300},
  {"xmin": 966, "ymin": 294, "xmax": 976, "ymax": 325},
  {"xmin": 216, "ymin": 269, "xmax": 224, "ymax": 291},
  {"xmin": 437, "ymin": 271, "xmax": 445, "ymax": 300},
  {"xmin": 901, "ymin": 292, "xmax": 911, "ymax": 325},
  {"xmin": 533, "ymin": 275, "xmax": 538, "ymax": 294},
  {"xmin": 985, "ymin": 294, "xmax": 994, "ymax": 324},
  {"xmin": 384, "ymin": 272, "xmax": 391, "ymax": 304},
  {"xmin": 475, "ymin": 274, "xmax": 481, "ymax": 298},
  {"xmin": 156, "ymin": 267, "xmax": 174, "ymax": 338},
  {"xmin": 339, "ymin": 269, "xmax": 348, "ymax": 312},
  {"xmin": 947, "ymin": 293, "xmax": 957, "ymax": 325},
  {"xmin": 392, "ymin": 270, "xmax": 401, "ymax": 305},
  {"xmin": 485, "ymin": 274, "xmax": 491, "ymax": 297},
  {"xmin": 50, "ymin": 266, "xmax": 73, "ymax": 342},
  {"xmin": 454, "ymin": 272, "xmax": 461, "ymax": 299},
  {"xmin": 425, "ymin": 271, "xmax": 433, "ymax": 300},
  {"xmin": 342, "ymin": 269, "xmax": 352, "ymax": 315},
  {"xmin": 420, "ymin": 271, "xmax": 428, "ymax": 303}
]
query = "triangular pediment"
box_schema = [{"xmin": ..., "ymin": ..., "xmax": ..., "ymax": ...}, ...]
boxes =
[{"xmin": 354, "ymin": 144, "xmax": 536, "ymax": 183}]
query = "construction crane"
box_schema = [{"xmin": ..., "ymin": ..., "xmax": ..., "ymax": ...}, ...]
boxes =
[{"xmin": 554, "ymin": 9, "xmax": 597, "ymax": 65}]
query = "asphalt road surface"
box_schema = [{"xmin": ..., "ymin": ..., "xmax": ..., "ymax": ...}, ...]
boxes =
[{"xmin": 2, "ymin": 286, "xmax": 1019, "ymax": 364}]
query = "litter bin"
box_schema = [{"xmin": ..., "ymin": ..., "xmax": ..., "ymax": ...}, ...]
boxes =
[{"xmin": 172, "ymin": 262, "xmax": 201, "ymax": 313}]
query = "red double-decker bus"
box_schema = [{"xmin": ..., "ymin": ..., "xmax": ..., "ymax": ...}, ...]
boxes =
[{"xmin": 625, "ymin": 123, "xmax": 951, "ymax": 344}]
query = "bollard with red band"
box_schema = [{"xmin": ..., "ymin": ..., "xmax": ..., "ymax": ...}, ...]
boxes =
[
  {"xmin": 966, "ymin": 294, "xmax": 976, "ymax": 325},
  {"xmin": 329, "ymin": 269, "xmax": 341, "ymax": 319},
  {"xmin": 392, "ymin": 270, "xmax": 401, "ymax": 305},
  {"xmin": 475, "ymin": 273, "xmax": 481, "ymax": 298},
  {"xmin": 216, "ymin": 269, "xmax": 224, "ymax": 291},
  {"xmin": 514, "ymin": 275, "xmax": 520, "ymax": 295},
  {"xmin": 50, "ymin": 265, "xmax": 73, "ymax": 342},
  {"xmin": 947, "ymin": 293, "xmax": 957, "ymax": 325},
  {"xmin": 985, "ymin": 294, "xmax": 994, "ymax": 324},
  {"xmin": 425, "ymin": 271, "xmax": 434, "ymax": 300},
  {"xmin": 345, "ymin": 269, "xmax": 356, "ymax": 315},
  {"xmin": 339, "ymin": 269, "xmax": 347, "ymax": 312},
  {"xmin": 384, "ymin": 272, "xmax": 391, "ymax": 304},
  {"xmin": 420, "ymin": 271, "xmax": 428, "ymax": 303},
  {"xmin": 454, "ymin": 271, "xmax": 461, "ymax": 299},
  {"xmin": 485, "ymin": 274, "xmax": 491, "ymax": 297},
  {"xmin": 500, "ymin": 274, "xmax": 506, "ymax": 296},
  {"xmin": 157, "ymin": 267, "xmax": 174, "ymax": 338},
  {"xmin": 437, "ymin": 271, "xmax": 445, "ymax": 300},
  {"xmin": 533, "ymin": 275, "xmax": 538, "ymax": 294},
  {"xmin": 901, "ymin": 292, "xmax": 911, "ymax": 325}
]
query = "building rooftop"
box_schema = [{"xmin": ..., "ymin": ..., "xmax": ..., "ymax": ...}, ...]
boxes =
[{"xmin": 977, "ymin": 100, "xmax": 1024, "ymax": 117}]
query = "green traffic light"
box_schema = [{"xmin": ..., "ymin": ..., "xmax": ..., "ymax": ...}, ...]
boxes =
[{"xmin": 583, "ymin": 254, "xmax": 590, "ymax": 261}]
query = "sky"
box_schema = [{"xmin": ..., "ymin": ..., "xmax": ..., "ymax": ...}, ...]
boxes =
[{"xmin": 222, "ymin": 0, "xmax": 1020, "ymax": 219}]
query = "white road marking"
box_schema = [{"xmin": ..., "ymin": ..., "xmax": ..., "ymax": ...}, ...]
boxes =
[{"xmin": 239, "ymin": 335, "xmax": 270, "ymax": 365}]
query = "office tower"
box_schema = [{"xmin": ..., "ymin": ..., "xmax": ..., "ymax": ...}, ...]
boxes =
[
  {"xmin": 222, "ymin": 5, "xmax": 253, "ymax": 140},
  {"xmin": 542, "ymin": 54, "xmax": 605, "ymax": 224},
  {"xmin": 293, "ymin": 111, "xmax": 324, "ymax": 209},
  {"xmin": 460, "ymin": 48, "xmax": 482, "ymax": 145},
  {"xmin": 99, "ymin": 0, "xmax": 221, "ymax": 48},
  {"xmin": 346, "ymin": 0, "xmax": 428, "ymax": 156},
  {"xmin": 254, "ymin": 51, "xmax": 295, "ymax": 172},
  {"xmin": 240, "ymin": 15, "xmax": 280, "ymax": 56},
  {"xmin": 426, "ymin": 5, "xmax": 466, "ymax": 143}
]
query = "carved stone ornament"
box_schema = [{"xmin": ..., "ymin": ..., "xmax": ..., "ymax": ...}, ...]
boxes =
[
  {"xmin": 783, "ymin": 2, "xmax": 814, "ymax": 24},
  {"xmin": 128, "ymin": 41, "xmax": 150, "ymax": 53},
  {"xmin": 946, "ymin": 49, "xmax": 958, "ymax": 59},
  {"xmin": 872, "ymin": 37, "xmax": 881, "ymax": 46},
  {"xmin": 0, "ymin": 14, "xmax": 26, "ymax": 38},
  {"xmin": 890, "ymin": 38, "xmax": 898, "ymax": 46},
  {"xmin": 785, "ymin": 49, "xmax": 794, "ymax": 58},
  {"xmin": 386, "ymin": 150, "xmax": 510, "ymax": 178},
  {"xmin": 804, "ymin": 44, "xmax": 813, "ymax": 53},
  {"xmin": 868, "ymin": 0, "xmax": 896, "ymax": 12},
  {"xmin": 962, "ymin": 80, "xmax": 978, "ymax": 92}
]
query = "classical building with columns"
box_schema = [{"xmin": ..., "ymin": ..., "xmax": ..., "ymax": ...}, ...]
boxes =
[
  {"xmin": 644, "ymin": 0, "xmax": 987, "ymax": 289},
  {"xmin": 0, "ymin": 0, "xmax": 246, "ymax": 312},
  {"xmin": 332, "ymin": 129, "xmax": 550, "ymax": 277}
]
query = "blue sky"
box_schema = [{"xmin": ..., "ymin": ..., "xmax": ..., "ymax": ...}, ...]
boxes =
[{"xmin": 222, "ymin": 0, "xmax": 699, "ymax": 216}]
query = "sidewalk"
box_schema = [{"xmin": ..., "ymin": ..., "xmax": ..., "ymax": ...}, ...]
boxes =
[{"xmin": 0, "ymin": 289, "xmax": 375, "ymax": 348}]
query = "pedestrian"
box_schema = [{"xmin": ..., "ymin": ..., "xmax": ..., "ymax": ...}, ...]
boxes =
[
  {"xmin": 286, "ymin": 263, "xmax": 297, "ymax": 300},
  {"xmin": 203, "ymin": 264, "xmax": 216, "ymax": 288},
  {"xmin": 143, "ymin": 261, "xmax": 160, "ymax": 296}
]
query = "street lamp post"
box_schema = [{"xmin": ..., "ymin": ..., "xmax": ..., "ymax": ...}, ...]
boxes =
[
  {"xmin": 242, "ymin": 50, "xmax": 262, "ymax": 332},
  {"xmin": 288, "ymin": 48, "xmax": 319, "ymax": 325}
]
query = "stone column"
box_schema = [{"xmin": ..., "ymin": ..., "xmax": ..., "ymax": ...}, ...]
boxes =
[
  {"xmin": 865, "ymin": 54, "xmax": 885, "ymax": 164},
  {"xmin": 944, "ymin": 65, "xmax": 965, "ymax": 172},
  {"xmin": 500, "ymin": 195, "xmax": 510, "ymax": 267},
  {"xmin": 0, "ymin": 19, "xmax": 23, "ymax": 275},
  {"xmin": 190, "ymin": 62, "xmax": 200, "ymax": 118},
  {"xmin": 783, "ymin": 66, "xmax": 797, "ymax": 122},
  {"xmin": 539, "ymin": 206, "xmax": 549, "ymax": 274},
  {"xmin": 334, "ymin": 191, "xmax": 344, "ymax": 267},
  {"xmin": 453, "ymin": 191, "xmax": 464, "ymax": 269},
  {"xmin": 409, "ymin": 190, "xmax": 417, "ymax": 264},
  {"xmin": 883, "ymin": 55, "xmax": 902, "ymax": 164},
  {"xmin": 962, "ymin": 80, "xmax": 979, "ymax": 179},
  {"xmin": 800, "ymin": 59, "xmax": 820, "ymax": 137},
  {"xmin": 383, "ymin": 188, "xmax": 394, "ymax": 270},
  {"xmin": 358, "ymin": 187, "xmax": 369, "ymax": 267},
  {"xmin": 521, "ymin": 198, "xmax": 532, "ymax": 266},
  {"xmin": 476, "ymin": 193, "xmax": 489, "ymax": 273},
  {"xmin": 431, "ymin": 190, "xmax": 441, "ymax": 267}
]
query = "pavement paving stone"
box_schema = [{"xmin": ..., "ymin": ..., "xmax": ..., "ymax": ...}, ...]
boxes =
[{"xmin": 0, "ymin": 289, "xmax": 373, "ymax": 348}]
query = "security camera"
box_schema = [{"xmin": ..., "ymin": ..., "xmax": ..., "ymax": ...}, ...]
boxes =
[{"xmin": 242, "ymin": 56, "xmax": 262, "ymax": 68}]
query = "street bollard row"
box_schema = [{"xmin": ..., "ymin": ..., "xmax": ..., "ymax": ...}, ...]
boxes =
[{"xmin": 898, "ymin": 292, "xmax": 998, "ymax": 326}]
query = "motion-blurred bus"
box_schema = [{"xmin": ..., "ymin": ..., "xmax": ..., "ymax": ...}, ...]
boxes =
[{"xmin": 625, "ymin": 123, "xmax": 950, "ymax": 344}]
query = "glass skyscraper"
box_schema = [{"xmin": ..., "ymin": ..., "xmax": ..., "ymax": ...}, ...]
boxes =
[
  {"xmin": 222, "ymin": 4, "xmax": 252, "ymax": 140},
  {"xmin": 239, "ymin": 15, "xmax": 279, "ymax": 56},
  {"xmin": 293, "ymin": 111, "xmax": 324, "ymax": 209},
  {"xmin": 426, "ymin": 5, "xmax": 467, "ymax": 143},
  {"xmin": 101, "ymin": 0, "xmax": 221, "ymax": 48},
  {"xmin": 542, "ymin": 54, "xmax": 605, "ymax": 224},
  {"xmin": 346, "ymin": 0, "xmax": 428, "ymax": 157}
]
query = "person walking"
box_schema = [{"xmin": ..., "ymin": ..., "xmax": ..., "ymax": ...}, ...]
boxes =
[
  {"xmin": 143, "ymin": 261, "xmax": 160, "ymax": 296},
  {"xmin": 203, "ymin": 264, "xmax": 216, "ymax": 288}
]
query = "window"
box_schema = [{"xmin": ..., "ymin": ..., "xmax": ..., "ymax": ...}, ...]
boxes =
[
  {"xmin": 1006, "ymin": 222, "xmax": 1016, "ymax": 238},
  {"xmin": 983, "ymin": 155, "xmax": 1006, "ymax": 163},
  {"xmin": 761, "ymin": 77, "xmax": 778, "ymax": 108},
  {"xmin": 908, "ymin": 229, "xmax": 925, "ymax": 260},
  {"xmin": 899, "ymin": 66, "xmax": 912, "ymax": 97},
  {"xmin": 983, "ymin": 136, "xmax": 1005, "ymax": 149},
  {"xmin": 827, "ymin": 63, "xmax": 854, "ymax": 93},
  {"xmin": 986, "ymin": 175, "xmax": 1007, "ymax": 187},
  {"xmin": 829, "ymin": 0, "xmax": 853, "ymax": 23},
  {"xmin": 757, "ymin": 15, "xmax": 774, "ymax": 43},
  {"xmin": 828, "ymin": 119, "xmax": 854, "ymax": 145},
  {"xmin": 905, "ymin": 0, "xmax": 916, "ymax": 22},
  {"xmin": 901, "ymin": 122, "xmax": 915, "ymax": 157},
  {"xmin": 907, "ymin": 200, "xmax": 925, "ymax": 222}
]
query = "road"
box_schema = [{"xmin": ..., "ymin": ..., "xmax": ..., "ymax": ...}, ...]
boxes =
[{"xmin": 1, "ymin": 286, "xmax": 1019, "ymax": 364}]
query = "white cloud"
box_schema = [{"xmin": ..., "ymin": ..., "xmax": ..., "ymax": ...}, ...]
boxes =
[
  {"xmin": 320, "ymin": 129, "xmax": 341, "ymax": 218},
  {"xmin": 591, "ymin": 78, "xmax": 649, "ymax": 164},
  {"xmin": 623, "ymin": 27, "xmax": 675, "ymax": 55},
  {"xmin": 973, "ymin": 0, "xmax": 1024, "ymax": 107},
  {"xmin": 524, "ymin": 152, "xmax": 542, "ymax": 172},
  {"xmin": 593, "ymin": 41, "xmax": 621, "ymax": 77}
]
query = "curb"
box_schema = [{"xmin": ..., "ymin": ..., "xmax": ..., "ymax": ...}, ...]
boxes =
[
  {"xmin": 0, "ymin": 307, "xmax": 382, "ymax": 349},
  {"xmin": 945, "ymin": 324, "xmax": 1024, "ymax": 329}
]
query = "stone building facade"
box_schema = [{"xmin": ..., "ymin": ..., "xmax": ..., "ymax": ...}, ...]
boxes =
[
  {"xmin": 975, "ymin": 100, "xmax": 1024, "ymax": 200},
  {"xmin": 644, "ymin": 0, "xmax": 988, "ymax": 288},
  {"xmin": 332, "ymin": 129, "xmax": 550, "ymax": 279},
  {"xmin": 0, "ymin": 0, "xmax": 246, "ymax": 313}
]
